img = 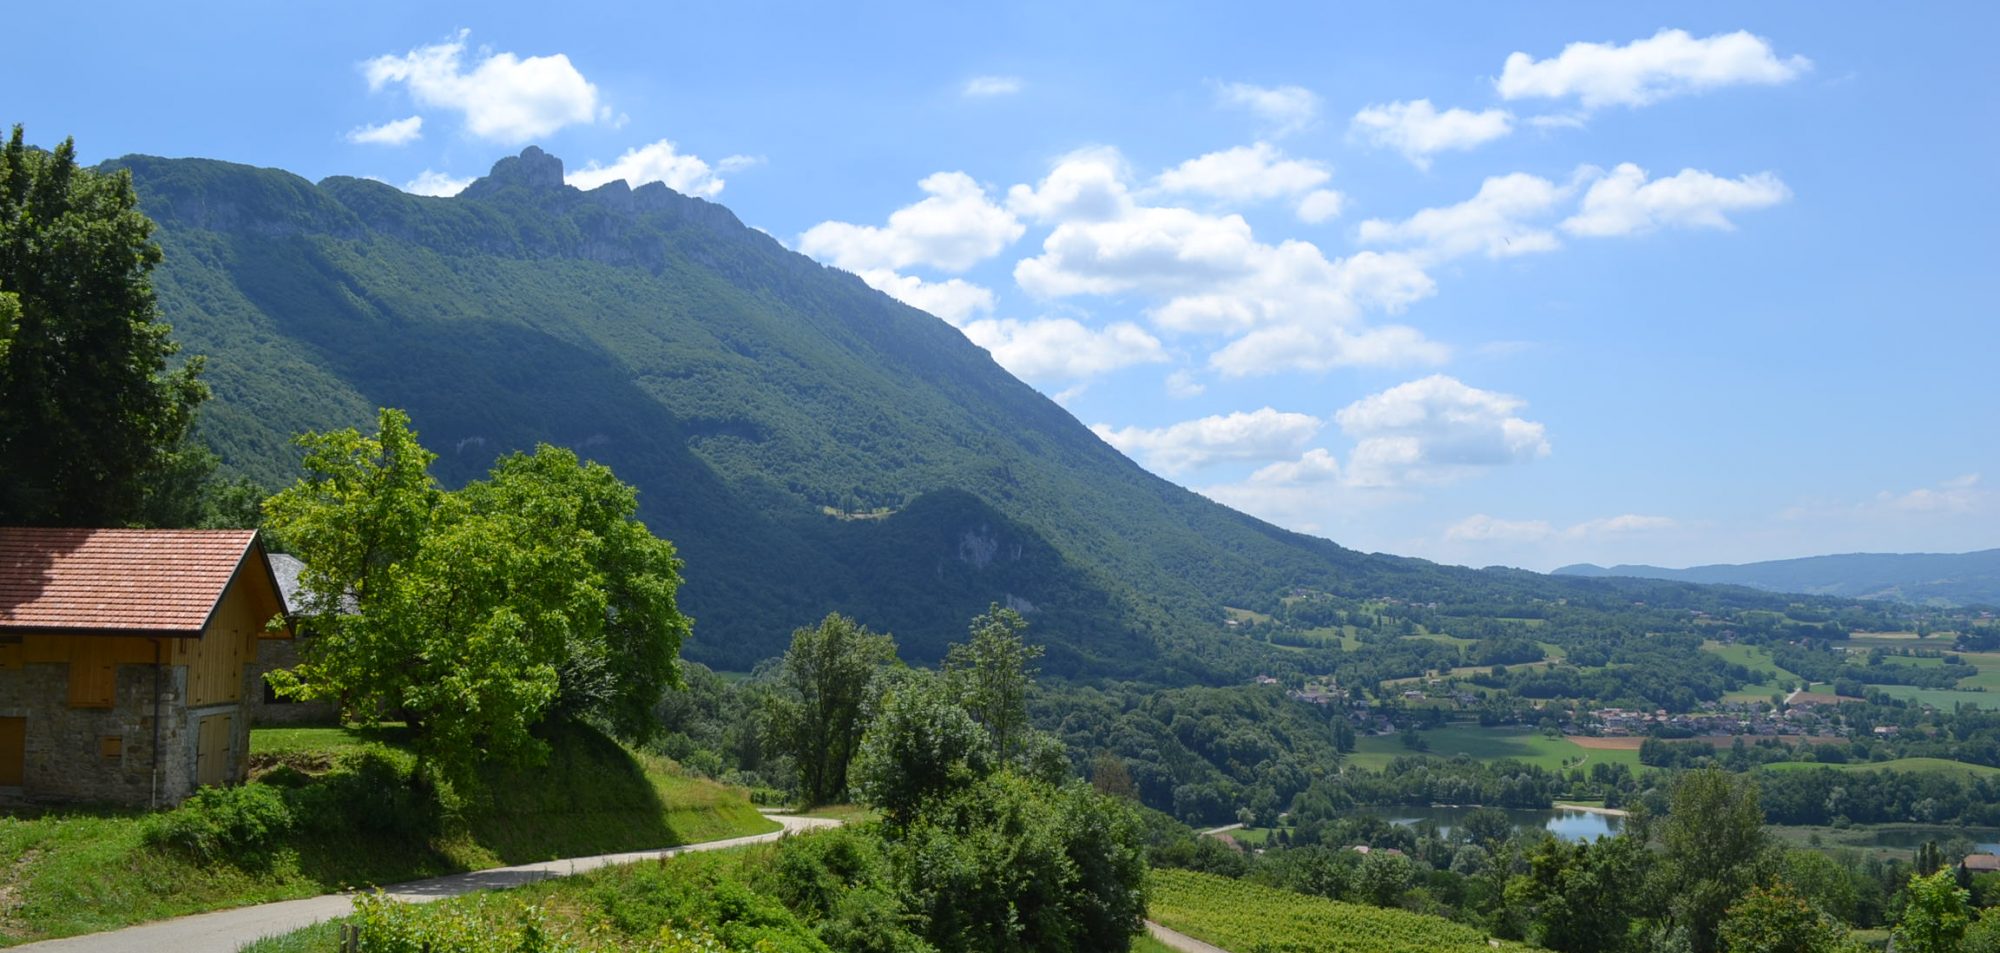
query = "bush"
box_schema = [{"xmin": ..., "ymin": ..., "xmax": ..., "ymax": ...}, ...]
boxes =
[{"xmin": 142, "ymin": 783, "xmax": 298, "ymax": 865}]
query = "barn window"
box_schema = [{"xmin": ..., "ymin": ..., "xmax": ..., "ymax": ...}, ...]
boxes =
[{"xmin": 100, "ymin": 736, "xmax": 122, "ymax": 759}]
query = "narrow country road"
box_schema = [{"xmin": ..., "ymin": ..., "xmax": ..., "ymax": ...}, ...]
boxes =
[
  {"xmin": 1146, "ymin": 919, "xmax": 1234, "ymax": 953},
  {"xmin": 10, "ymin": 814, "xmax": 838, "ymax": 953}
]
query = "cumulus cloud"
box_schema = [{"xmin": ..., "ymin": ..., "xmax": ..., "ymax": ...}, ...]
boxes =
[
  {"xmin": 346, "ymin": 115, "xmax": 423, "ymax": 146},
  {"xmin": 1216, "ymin": 82, "xmax": 1320, "ymax": 137},
  {"xmin": 1445, "ymin": 513, "xmax": 1673, "ymax": 542},
  {"xmin": 403, "ymin": 169, "xmax": 474, "ymax": 197},
  {"xmin": 963, "ymin": 75, "xmax": 1023, "ymax": 97},
  {"xmin": 962, "ymin": 317, "xmax": 1167, "ymax": 382},
  {"xmin": 1497, "ymin": 28, "xmax": 1811, "ymax": 109},
  {"xmin": 1010, "ymin": 149, "xmax": 1446, "ymax": 375},
  {"xmin": 1561, "ymin": 163, "xmax": 1790, "ymax": 236},
  {"xmin": 1335, "ymin": 375, "xmax": 1550, "ymax": 487},
  {"xmin": 1243, "ymin": 448, "xmax": 1343, "ymax": 486},
  {"xmin": 1164, "ymin": 369, "xmax": 1206, "ymax": 398},
  {"xmin": 801, "ymin": 171, "xmax": 1024, "ymax": 273},
  {"xmin": 1092, "ymin": 407, "xmax": 1322, "ymax": 473},
  {"xmin": 852, "ymin": 271, "xmax": 996, "ymax": 325},
  {"xmin": 567, "ymin": 139, "xmax": 753, "ymax": 197},
  {"xmin": 363, "ymin": 30, "xmax": 607, "ymax": 143},
  {"xmin": 1359, "ymin": 172, "xmax": 1568, "ymax": 260},
  {"xmin": 1153, "ymin": 142, "xmax": 1331, "ymax": 204},
  {"xmin": 1295, "ymin": 189, "xmax": 1347, "ymax": 224},
  {"xmin": 1882, "ymin": 474, "xmax": 1985, "ymax": 514},
  {"xmin": 1350, "ymin": 100, "xmax": 1513, "ymax": 168}
]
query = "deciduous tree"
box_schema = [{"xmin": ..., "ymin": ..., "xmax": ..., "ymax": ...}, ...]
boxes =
[{"xmin": 0, "ymin": 126, "xmax": 209, "ymax": 526}]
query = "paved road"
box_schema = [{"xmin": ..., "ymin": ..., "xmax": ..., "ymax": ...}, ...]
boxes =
[
  {"xmin": 12, "ymin": 814, "xmax": 837, "ymax": 953},
  {"xmin": 1146, "ymin": 919, "xmax": 1233, "ymax": 953}
]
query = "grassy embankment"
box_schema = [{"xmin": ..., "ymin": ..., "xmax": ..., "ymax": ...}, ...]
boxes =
[
  {"xmin": 239, "ymin": 843, "xmax": 826, "ymax": 953},
  {"xmin": 1149, "ymin": 867, "xmax": 1537, "ymax": 953},
  {"xmin": 0, "ymin": 723, "xmax": 774, "ymax": 947}
]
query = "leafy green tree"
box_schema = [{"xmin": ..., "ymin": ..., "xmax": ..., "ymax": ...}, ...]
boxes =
[
  {"xmin": 943, "ymin": 604, "xmax": 1043, "ymax": 761},
  {"xmin": 852, "ymin": 670, "xmax": 992, "ymax": 823},
  {"xmin": 894, "ymin": 772, "xmax": 1146, "ymax": 953},
  {"xmin": 765, "ymin": 613, "xmax": 896, "ymax": 805},
  {"xmin": 1507, "ymin": 834, "xmax": 1648, "ymax": 952},
  {"xmin": 1657, "ymin": 768, "xmax": 1772, "ymax": 953},
  {"xmin": 0, "ymin": 126, "xmax": 209, "ymax": 526},
  {"xmin": 265, "ymin": 409, "xmax": 689, "ymax": 778},
  {"xmin": 1894, "ymin": 869, "xmax": 1971, "ymax": 953},
  {"xmin": 1460, "ymin": 806, "xmax": 1514, "ymax": 851},
  {"xmin": 1716, "ymin": 882, "xmax": 1860, "ymax": 953}
]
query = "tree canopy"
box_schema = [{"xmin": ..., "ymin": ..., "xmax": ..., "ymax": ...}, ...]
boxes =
[
  {"xmin": 265, "ymin": 407, "xmax": 690, "ymax": 778},
  {"xmin": 0, "ymin": 126, "xmax": 209, "ymax": 526}
]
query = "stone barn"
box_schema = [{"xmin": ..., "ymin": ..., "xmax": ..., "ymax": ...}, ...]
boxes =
[{"xmin": 0, "ymin": 528, "xmax": 292, "ymax": 808}]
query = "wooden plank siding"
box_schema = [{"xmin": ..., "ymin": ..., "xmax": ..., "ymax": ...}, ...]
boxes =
[{"xmin": 195, "ymin": 713, "xmax": 232, "ymax": 787}]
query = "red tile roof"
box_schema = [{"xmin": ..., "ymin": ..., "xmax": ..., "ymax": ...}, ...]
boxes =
[{"xmin": 0, "ymin": 528, "xmax": 263, "ymax": 635}]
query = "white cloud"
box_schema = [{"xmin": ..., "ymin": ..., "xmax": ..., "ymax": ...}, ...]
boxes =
[
  {"xmin": 567, "ymin": 139, "xmax": 750, "ymax": 197},
  {"xmin": 1350, "ymin": 100, "xmax": 1513, "ymax": 168},
  {"xmin": 403, "ymin": 169, "xmax": 474, "ymax": 197},
  {"xmin": 963, "ymin": 75, "xmax": 1023, "ymax": 97},
  {"xmin": 363, "ymin": 30, "xmax": 607, "ymax": 143},
  {"xmin": 1497, "ymin": 28, "xmax": 1811, "ymax": 109},
  {"xmin": 1208, "ymin": 321, "xmax": 1447, "ymax": 377},
  {"xmin": 1295, "ymin": 189, "xmax": 1347, "ymax": 224},
  {"xmin": 1445, "ymin": 515, "xmax": 1556, "ymax": 542},
  {"xmin": 346, "ymin": 115, "xmax": 423, "ymax": 146},
  {"xmin": 1010, "ymin": 150, "xmax": 1446, "ymax": 376},
  {"xmin": 1882, "ymin": 474, "xmax": 1984, "ymax": 514},
  {"xmin": 1359, "ymin": 172, "xmax": 1567, "ymax": 260},
  {"xmin": 851, "ymin": 270, "xmax": 995, "ymax": 325},
  {"xmin": 1164, "ymin": 369, "xmax": 1206, "ymax": 398},
  {"xmin": 1007, "ymin": 147, "xmax": 1133, "ymax": 224},
  {"xmin": 1092, "ymin": 407, "xmax": 1321, "ymax": 473},
  {"xmin": 1561, "ymin": 163, "xmax": 1790, "ymax": 237},
  {"xmin": 1153, "ymin": 142, "xmax": 1331, "ymax": 204},
  {"xmin": 1216, "ymin": 82, "xmax": 1320, "ymax": 137},
  {"xmin": 801, "ymin": 171, "xmax": 1024, "ymax": 273},
  {"xmin": 1244, "ymin": 448, "xmax": 1343, "ymax": 486},
  {"xmin": 1446, "ymin": 513, "xmax": 1673, "ymax": 542},
  {"xmin": 1335, "ymin": 375, "xmax": 1550, "ymax": 487},
  {"xmin": 962, "ymin": 317, "xmax": 1167, "ymax": 382}
]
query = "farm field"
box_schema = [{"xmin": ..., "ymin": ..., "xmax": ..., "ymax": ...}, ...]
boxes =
[
  {"xmin": 1702, "ymin": 640, "xmax": 1810, "ymax": 702},
  {"xmin": 1148, "ymin": 867, "xmax": 1537, "ymax": 953},
  {"xmin": 1759, "ymin": 757, "xmax": 2000, "ymax": 778},
  {"xmin": 1348, "ymin": 725, "xmax": 1641, "ymax": 772}
]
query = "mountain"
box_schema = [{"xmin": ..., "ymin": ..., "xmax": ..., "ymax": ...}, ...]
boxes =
[
  {"xmin": 1555, "ymin": 549, "xmax": 2000, "ymax": 606},
  {"xmin": 112, "ymin": 146, "xmax": 1776, "ymax": 673}
]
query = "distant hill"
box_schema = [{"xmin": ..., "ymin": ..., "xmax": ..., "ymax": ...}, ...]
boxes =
[
  {"xmin": 1555, "ymin": 549, "xmax": 2000, "ymax": 606},
  {"xmin": 112, "ymin": 146, "xmax": 1812, "ymax": 673}
]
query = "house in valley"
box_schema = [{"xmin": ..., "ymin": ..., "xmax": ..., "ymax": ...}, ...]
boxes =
[{"xmin": 0, "ymin": 528, "xmax": 292, "ymax": 808}]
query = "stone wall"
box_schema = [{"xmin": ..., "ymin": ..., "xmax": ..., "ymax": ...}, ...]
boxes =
[
  {"xmin": 246, "ymin": 637, "xmax": 338, "ymax": 726},
  {"xmin": 0, "ymin": 660, "xmax": 197, "ymax": 808}
]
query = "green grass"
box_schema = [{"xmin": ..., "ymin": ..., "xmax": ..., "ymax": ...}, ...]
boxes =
[
  {"xmin": 1148, "ymin": 867, "xmax": 1537, "ymax": 952},
  {"xmin": 1869, "ymin": 686, "xmax": 2000, "ymax": 710},
  {"xmin": 0, "ymin": 724, "xmax": 774, "ymax": 947},
  {"xmin": 1759, "ymin": 757, "xmax": 2000, "ymax": 778},
  {"xmin": 1346, "ymin": 725, "xmax": 1639, "ymax": 772},
  {"xmin": 1704, "ymin": 640, "xmax": 1812, "ymax": 702},
  {"xmin": 1132, "ymin": 934, "xmax": 1179, "ymax": 953}
]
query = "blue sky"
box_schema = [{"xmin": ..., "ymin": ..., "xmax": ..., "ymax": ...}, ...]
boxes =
[{"xmin": 14, "ymin": 2, "xmax": 1997, "ymax": 570}]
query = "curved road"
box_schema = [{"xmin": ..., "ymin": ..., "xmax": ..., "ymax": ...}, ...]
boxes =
[{"xmin": 12, "ymin": 814, "xmax": 838, "ymax": 953}]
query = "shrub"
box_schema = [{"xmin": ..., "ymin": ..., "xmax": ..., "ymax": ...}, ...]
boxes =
[{"xmin": 142, "ymin": 783, "xmax": 298, "ymax": 865}]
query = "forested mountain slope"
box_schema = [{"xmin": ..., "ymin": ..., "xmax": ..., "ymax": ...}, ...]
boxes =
[
  {"xmin": 1557, "ymin": 549, "xmax": 2000, "ymax": 607},
  {"xmin": 117, "ymin": 146, "xmax": 1783, "ymax": 671}
]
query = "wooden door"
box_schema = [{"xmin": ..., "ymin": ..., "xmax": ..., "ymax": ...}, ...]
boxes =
[
  {"xmin": 195, "ymin": 714, "xmax": 232, "ymax": 787},
  {"xmin": 0, "ymin": 717, "xmax": 24, "ymax": 786}
]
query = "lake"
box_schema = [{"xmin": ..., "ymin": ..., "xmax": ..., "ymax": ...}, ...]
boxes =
[{"xmin": 1375, "ymin": 805, "xmax": 1624, "ymax": 842}]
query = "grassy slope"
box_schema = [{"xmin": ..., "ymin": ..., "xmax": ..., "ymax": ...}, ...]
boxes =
[
  {"xmin": 0, "ymin": 725, "xmax": 773, "ymax": 947},
  {"xmin": 1149, "ymin": 868, "xmax": 1536, "ymax": 953}
]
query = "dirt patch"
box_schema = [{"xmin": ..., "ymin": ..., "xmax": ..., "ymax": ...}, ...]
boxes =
[{"xmin": 0, "ymin": 847, "xmax": 41, "ymax": 940}]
